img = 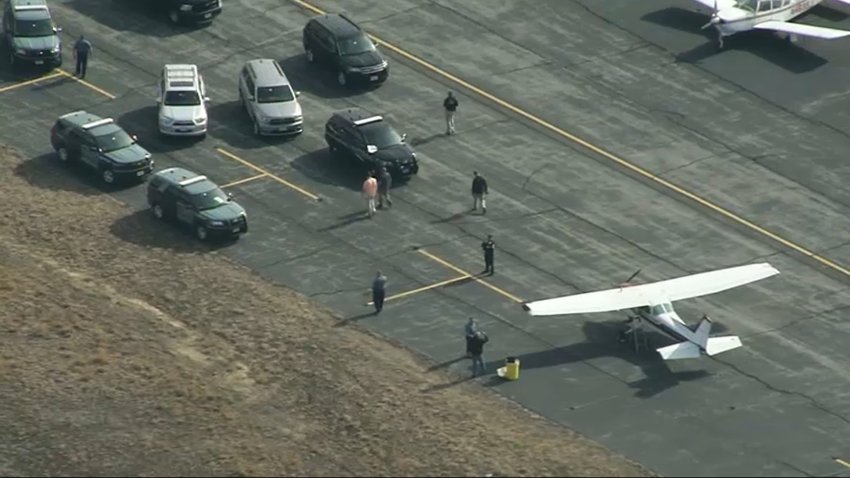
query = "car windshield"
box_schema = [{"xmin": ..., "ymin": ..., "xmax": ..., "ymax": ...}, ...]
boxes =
[
  {"xmin": 257, "ymin": 85, "xmax": 294, "ymax": 103},
  {"xmin": 93, "ymin": 130, "xmax": 135, "ymax": 153},
  {"xmin": 14, "ymin": 19, "xmax": 54, "ymax": 37},
  {"xmin": 339, "ymin": 34, "xmax": 375, "ymax": 56},
  {"xmin": 361, "ymin": 123, "xmax": 402, "ymax": 149},
  {"xmin": 190, "ymin": 187, "xmax": 230, "ymax": 211},
  {"xmin": 164, "ymin": 90, "xmax": 201, "ymax": 106}
]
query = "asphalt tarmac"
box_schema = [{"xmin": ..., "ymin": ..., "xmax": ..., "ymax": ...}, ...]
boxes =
[{"xmin": 3, "ymin": 0, "xmax": 850, "ymax": 475}]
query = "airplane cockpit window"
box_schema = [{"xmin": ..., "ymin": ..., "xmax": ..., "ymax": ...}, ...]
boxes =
[
  {"xmin": 650, "ymin": 304, "xmax": 666, "ymax": 316},
  {"xmin": 736, "ymin": 0, "xmax": 757, "ymax": 12},
  {"xmin": 663, "ymin": 303, "xmax": 674, "ymax": 313},
  {"xmin": 757, "ymin": 0, "xmax": 773, "ymax": 11},
  {"xmin": 771, "ymin": 0, "xmax": 783, "ymax": 8}
]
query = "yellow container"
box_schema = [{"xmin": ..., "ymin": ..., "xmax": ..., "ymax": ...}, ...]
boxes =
[{"xmin": 505, "ymin": 357, "xmax": 520, "ymax": 380}]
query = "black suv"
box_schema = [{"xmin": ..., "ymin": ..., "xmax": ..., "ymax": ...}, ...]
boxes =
[
  {"xmin": 50, "ymin": 111, "xmax": 153, "ymax": 185},
  {"xmin": 147, "ymin": 167, "xmax": 247, "ymax": 241},
  {"xmin": 303, "ymin": 13, "xmax": 388, "ymax": 87},
  {"xmin": 325, "ymin": 109, "xmax": 418, "ymax": 179},
  {"xmin": 152, "ymin": 0, "xmax": 222, "ymax": 25},
  {"xmin": 2, "ymin": 0, "xmax": 62, "ymax": 68}
]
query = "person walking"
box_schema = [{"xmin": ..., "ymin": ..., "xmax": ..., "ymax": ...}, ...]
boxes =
[
  {"xmin": 468, "ymin": 330, "xmax": 489, "ymax": 377},
  {"xmin": 481, "ymin": 235, "xmax": 496, "ymax": 275},
  {"xmin": 372, "ymin": 271, "xmax": 387, "ymax": 314},
  {"xmin": 443, "ymin": 91, "xmax": 459, "ymax": 135},
  {"xmin": 377, "ymin": 165, "xmax": 393, "ymax": 209},
  {"xmin": 471, "ymin": 171, "xmax": 488, "ymax": 215},
  {"xmin": 464, "ymin": 317, "xmax": 479, "ymax": 358},
  {"xmin": 362, "ymin": 172, "xmax": 378, "ymax": 218},
  {"xmin": 73, "ymin": 35, "xmax": 93, "ymax": 79}
]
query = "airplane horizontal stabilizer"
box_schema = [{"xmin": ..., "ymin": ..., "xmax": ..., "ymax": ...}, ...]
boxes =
[
  {"xmin": 754, "ymin": 21, "xmax": 850, "ymax": 40},
  {"xmin": 705, "ymin": 336, "xmax": 742, "ymax": 356},
  {"xmin": 657, "ymin": 341, "xmax": 701, "ymax": 360}
]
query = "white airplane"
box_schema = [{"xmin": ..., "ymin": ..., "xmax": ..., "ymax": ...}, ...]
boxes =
[
  {"xmin": 694, "ymin": 0, "xmax": 850, "ymax": 48},
  {"xmin": 522, "ymin": 263, "xmax": 780, "ymax": 360}
]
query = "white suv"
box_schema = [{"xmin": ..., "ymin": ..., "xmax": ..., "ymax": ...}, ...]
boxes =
[{"xmin": 156, "ymin": 64, "xmax": 209, "ymax": 137}]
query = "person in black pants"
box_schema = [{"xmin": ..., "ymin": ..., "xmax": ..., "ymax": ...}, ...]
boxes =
[
  {"xmin": 481, "ymin": 235, "xmax": 495, "ymax": 275},
  {"xmin": 468, "ymin": 330, "xmax": 489, "ymax": 377},
  {"xmin": 443, "ymin": 91, "xmax": 459, "ymax": 135},
  {"xmin": 73, "ymin": 35, "xmax": 93, "ymax": 79},
  {"xmin": 471, "ymin": 171, "xmax": 488, "ymax": 215},
  {"xmin": 372, "ymin": 271, "xmax": 387, "ymax": 314}
]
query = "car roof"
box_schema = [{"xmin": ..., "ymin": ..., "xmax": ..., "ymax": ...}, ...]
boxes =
[
  {"xmin": 59, "ymin": 110, "xmax": 104, "ymax": 127},
  {"xmin": 164, "ymin": 64, "xmax": 199, "ymax": 90},
  {"xmin": 313, "ymin": 13, "xmax": 361, "ymax": 38},
  {"xmin": 11, "ymin": 0, "xmax": 47, "ymax": 6},
  {"xmin": 14, "ymin": 7, "xmax": 51, "ymax": 21},
  {"xmin": 154, "ymin": 167, "xmax": 217, "ymax": 192},
  {"xmin": 246, "ymin": 59, "xmax": 291, "ymax": 87},
  {"xmin": 334, "ymin": 109, "xmax": 383, "ymax": 126}
]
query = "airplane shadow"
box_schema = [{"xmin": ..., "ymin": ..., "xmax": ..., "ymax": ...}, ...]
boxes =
[
  {"xmin": 484, "ymin": 320, "xmax": 711, "ymax": 398},
  {"xmin": 643, "ymin": 7, "xmax": 829, "ymax": 73}
]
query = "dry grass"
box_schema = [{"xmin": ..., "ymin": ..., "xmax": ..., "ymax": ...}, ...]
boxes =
[{"xmin": 0, "ymin": 145, "xmax": 652, "ymax": 477}]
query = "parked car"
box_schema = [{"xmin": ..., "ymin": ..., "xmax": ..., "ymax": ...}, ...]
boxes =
[
  {"xmin": 147, "ymin": 167, "xmax": 248, "ymax": 241},
  {"xmin": 50, "ymin": 111, "xmax": 153, "ymax": 185},
  {"xmin": 157, "ymin": 64, "xmax": 209, "ymax": 138},
  {"xmin": 238, "ymin": 58, "xmax": 303, "ymax": 137},
  {"xmin": 302, "ymin": 13, "xmax": 388, "ymax": 87},
  {"xmin": 325, "ymin": 109, "xmax": 418, "ymax": 179},
  {"xmin": 152, "ymin": 0, "xmax": 222, "ymax": 25},
  {"xmin": 2, "ymin": 0, "xmax": 62, "ymax": 68}
]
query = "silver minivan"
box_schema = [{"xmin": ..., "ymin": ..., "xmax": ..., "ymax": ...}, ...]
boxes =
[{"xmin": 237, "ymin": 59, "xmax": 303, "ymax": 137}]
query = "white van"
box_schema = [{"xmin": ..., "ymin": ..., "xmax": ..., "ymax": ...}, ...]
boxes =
[{"xmin": 156, "ymin": 64, "xmax": 209, "ymax": 137}]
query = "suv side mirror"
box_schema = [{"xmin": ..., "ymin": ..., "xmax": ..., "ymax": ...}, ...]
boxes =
[
  {"xmin": 54, "ymin": 26, "xmax": 62, "ymax": 33},
  {"xmin": 227, "ymin": 192, "xmax": 234, "ymax": 200},
  {"xmin": 295, "ymin": 91, "xmax": 301, "ymax": 97},
  {"xmin": 131, "ymin": 134, "xmax": 138, "ymax": 142},
  {"xmin": 204, "ymin": 96, "xmax": 211, "ymax": 102},
  {"xmin": 401, "ymin": 133, "xmax": 407, "ymax": 142},
  {"xmin": 366, "ymin": 144, "xmax": 378, "ymax": 154}
]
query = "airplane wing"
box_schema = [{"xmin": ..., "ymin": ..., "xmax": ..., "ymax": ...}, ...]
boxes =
[
  {"xmin": 691, "ymin": 0, "xmax": 738, "ymax": 9},
  {"xmin": 753, "ymin": 21, "xmax": 850, "ymax": 40},
  {"xmin": 523, "ymin": 263, "xmax": 779, "ymax": 317}
]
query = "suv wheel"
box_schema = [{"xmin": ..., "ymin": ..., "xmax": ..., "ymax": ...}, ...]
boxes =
[
  {"xmin": 305, "ymin": 48, "xmax": 315, "ymax": 63},
  {"xmin": 152, "ymin": 203, "xmax": 165, "ymax": 220},
  {"xmin": 101, "ymin": 168, "xmax": 115, "ymax": 185},
  {"xmin": 337, "ymin": 71, "xmax": 347, "ymax": 86},
  {"xmin": 195, "ymin": 225, "xmax": 208, "ymax": 241},
  {"xmin": 57, "ymin": 147, "xmax": 70, "ymax": 163},
  {"xmin": 169, "ymin": 10, "xmax": 180, "ymax": 24}
]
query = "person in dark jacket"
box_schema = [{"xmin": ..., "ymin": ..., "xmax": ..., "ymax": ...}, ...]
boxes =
[
  {"xmin": 73, "ymin": 35, "xmax": 93, "ymax": 79},
  {"xmin": 464, "ymin": 317, "xmax": 479, "ymax": 358},
  {"xmin": 372, "ymin": 271, "xmax": 387, "ymax": 314},
  {"xmin": 471, "ymin": 171, "xmax": 488, "ymax": 214},
  {"xmin": 377, "ymin": 166, "xmax": 393, "ymax": 209},
  {"xmin": 468, "ymin": 330, "xmax": 489, "ymax": 377},
  {"xmin": 443, "ymin": 91, "xmax": 459, "ymax": 135},
  {"xmin": 481, "ymin": 235, "xmax": 495, "ymax": 275}
]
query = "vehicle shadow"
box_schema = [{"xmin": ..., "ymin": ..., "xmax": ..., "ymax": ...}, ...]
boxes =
[
  {"xmin": 110, "ymin": 209, "xmax": 231, "ymax": 253},
  {"xmin": 116, "ymin": 105, "xmax": 202, "ymax": 155},
  {"xmin": 0, "ymin": 43, "xmax": 60, "ymax": 82},
  {"xmin": 483, "ymin": 320, "xmax": 711, "ymax": 398},
  {"xmin": 206, "ymin": 100, "xmax": 290, "ymax": 150},
  {"xmin": 14, "ymin": 152, "xmax": 137, "ymax": 196},
  {"xmin": 279, "ymin": 54, "xmax": 381, "ymax": 100},
  {"xmin": 65, "ymin": 0, "xmax": 204, "ymax": 37},
  {"xmin": 290, "ymin": 148, "xmax": 365, "ymax": 191}
]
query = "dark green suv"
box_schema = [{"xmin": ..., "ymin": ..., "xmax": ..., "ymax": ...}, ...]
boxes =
[
  {"xmin": 147, "ymin": 167, "xmax": 247, "ymax": 241},
  {"xmin": 50, "ymin": 111, "xmax": 153, "ymax": 184},
  {"xmin": 2, "ymin": 0, "xmax": 62, "ymax": 68}
]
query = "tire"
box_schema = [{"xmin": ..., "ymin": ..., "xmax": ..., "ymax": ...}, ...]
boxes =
[
  {"xmin": 57, "ymin": 146, "xmax": 69, "ymax": 163},
  {"xmin": 195, "ymin": 225, "xmax": 208, "ymax": 241},
  {"xmin": 337, "ymin": 71, "xmax": 347, "ymax": 87},
  {"xmin": 152, "ymin": 203, "xmax": 165, "ymax": 220},
  {"xmin": 101, "ymin": 168, "xmax": 115, "ymax": 185},
  {"xmin": 305, "ymin": 47, "xmax": 315, "ymax": 63}
]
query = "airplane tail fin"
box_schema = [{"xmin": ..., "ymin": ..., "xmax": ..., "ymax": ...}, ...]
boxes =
[
  {"xmin": 705, "ymin": 336, "xmax": 743, "ymax": 356},
  {"xmin": 657, "ymin": 341, "xmax": 701, "ymax": 360},
  {"xmin": 693, "ymin": 315, "xmax": 713, "ymax": 349}
]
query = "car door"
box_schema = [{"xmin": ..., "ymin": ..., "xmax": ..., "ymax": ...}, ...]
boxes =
[
  {"xmin": 174, "ymin": 190, "xmax": 195, "ymax": 225},
  {"xmin": 76, "ymin": 132, "xmax": 100, "ymax": 169},
  {"xmin": 344, "ymin": 126, "xmax": 367, "ymax": 163}
]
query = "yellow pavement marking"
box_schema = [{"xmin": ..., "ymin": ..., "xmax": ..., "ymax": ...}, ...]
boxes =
[
  {"xmin": 220, "ymin": 173, "xmax": 268, "ymax": 189},
  {"xmin": 215, "ymin": 148, "xmax": 320, "ymax": 201},
  {"xmin": 55, "ymin": 68, "xmax": 116, "ymax": 99},
  {"xmin": 366, "ymin": 274, "xmax": 470, "ymax": 306},
  {"xmin": 417, "ymin": 249, "xmax": 524, "ymax": 303},
  {"xmin": 0, "ymin": 71, "xmax": 63, "ymax": 93},
  {"xmin": 835, "ymin": 457, "xmax": 850, "ymax": 470},
  {"xmin": 292, "ymin": 0, "xmax": 850, "ymax": 279}
]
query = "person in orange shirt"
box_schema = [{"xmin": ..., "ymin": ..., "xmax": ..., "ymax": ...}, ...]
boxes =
[{"xmin": 362, "ymin": 171, "xmax": 378, "ymax": 217}]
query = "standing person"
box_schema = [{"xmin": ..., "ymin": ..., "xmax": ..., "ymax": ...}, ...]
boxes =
[
  {"xmin": 362, "ymin": 172, "xmax": 378, "ymax": 218},
  {"xmin": 443, "ymin": 91, "xmax": 459, "ymax": 135},
  {"xmin": 464, "ymin": 317, "xmax": 479, "ymax": 358},
  {"xmin": 372, "ymin": 271, "xmax": 387, "ymax": 314},
  {"xmin": 481, "ymin": 235, "xmax": 496, "ymax": 275},
  {"xmin": 73, "ymin": 35, "xmax": 93, "ymax": 79},
  {"xmin": 468, "ymin": 330, "xmax": 489, "ymax": 377},
  {"xmin": 471, "ymin": 171, "xmax": 488, "ymax": 215},
  {"xmin": 377, "ymin": 165, "xmax": 393, "ymax": 209}
]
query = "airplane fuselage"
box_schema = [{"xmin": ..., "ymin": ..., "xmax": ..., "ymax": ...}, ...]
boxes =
[
  {"xmin": 630, "ymin": 302, "xmax": 701, "ymax": 347},
  {"xmin": 715, "ymin": 0, "xmax": 822, "ymax": 37}
]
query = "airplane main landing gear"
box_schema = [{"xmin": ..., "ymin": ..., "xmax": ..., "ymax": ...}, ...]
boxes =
[
  {"xmin": 619, "ymin": 315, "xmax": 649, "ymax": 353},
  {"xmin": 716, "ymin": 30, "xmax": 725, "ymax": 50}
]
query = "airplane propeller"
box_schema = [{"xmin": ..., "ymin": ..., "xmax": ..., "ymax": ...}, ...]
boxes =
[
  {"xmin": 701, "ymin": 0, "xmax": 720, "ymax": 29},
  {"xmin": 619, "ymin": 269, "xmax": 642, "ymax": 288}
]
